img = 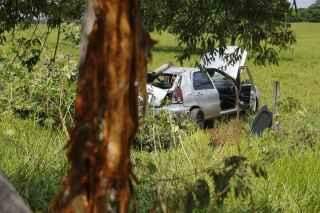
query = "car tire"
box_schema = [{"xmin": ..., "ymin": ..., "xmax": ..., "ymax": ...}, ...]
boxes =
[{"xmin": 190, "ymin": 108, "xmax": 205, "ymax": 129}]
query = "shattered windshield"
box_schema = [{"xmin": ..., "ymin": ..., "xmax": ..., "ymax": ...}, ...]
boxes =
[{"xmin": 151, "ymin": 74, "xmax": 177, "ymax": 89}]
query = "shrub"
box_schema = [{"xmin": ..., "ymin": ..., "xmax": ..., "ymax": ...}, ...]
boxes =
[
  {"xmin": 0, "ymin": 52, "xmax": 77, "ymax": 128},
  {"xmin": 134, "ymin": 110, "xmax": 197, "ymax": 152}
]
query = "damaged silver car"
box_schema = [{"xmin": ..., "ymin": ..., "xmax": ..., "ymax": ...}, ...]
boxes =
[{"xmin": 146, "ymin": 46, "xmax": 260, "ymax": 128}]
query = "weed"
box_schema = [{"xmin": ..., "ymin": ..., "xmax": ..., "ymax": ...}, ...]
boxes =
[{"xmin": 135, "ymin": 110, "xmax": 197, "ymax": 152}]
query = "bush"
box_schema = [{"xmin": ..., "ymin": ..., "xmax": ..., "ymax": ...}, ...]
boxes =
[
  {"xmin": 134, "ymin": 110, "xmax": 197, "ymax": 151},
  {"xmin": 0, "ymin": 51, "xmax": 77, "ymax": 128}
]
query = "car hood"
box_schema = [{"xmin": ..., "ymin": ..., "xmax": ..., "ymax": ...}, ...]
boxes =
[
  {"xmin": 146, "ymin": 84, "xmax": 168, "ymax": 107},
  {"xmin": 201, "ymin": 46, "xmax": 247, "ymax": 80}
]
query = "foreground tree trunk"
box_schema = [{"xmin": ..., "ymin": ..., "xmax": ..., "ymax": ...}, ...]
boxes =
[{"xmin": 51, "ymin": 0, "xmax": 151, "ymax": 212}]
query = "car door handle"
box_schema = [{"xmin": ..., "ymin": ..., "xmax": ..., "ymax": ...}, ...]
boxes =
[{"xmin": 195, "ymin": 92, "xmax": 203, "ymax": 96}]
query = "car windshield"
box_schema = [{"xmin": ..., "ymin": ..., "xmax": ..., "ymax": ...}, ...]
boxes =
[{"xmin": 151, "ymin": 74, "xmax": 177, "ymax": 89}]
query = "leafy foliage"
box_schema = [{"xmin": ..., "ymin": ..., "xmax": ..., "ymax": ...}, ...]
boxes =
[
  {"xmin": 13, "ymin": 37, "xmax": 42, "ymax": 71},
  {"xmin": 138, "ymin": 152, "xmax": 268, "ymax": 212},
  {"xmin": 62, "ymin": 23, "xmax": 81, "ymax": 45},
  {"xmin": 1, "ymin": 1, "xmax": 297, "ymax": 66},
  {"xmin": 135, "ymin": 110, "xmax": 197, "ymax": 151},
  {"xmin": 0, "ymin": 0, "xmax": 84, "ymax": 29},
  {"xmin": 0, "ymin": 47, "xmax": 77, "ymax": 127},
  {"xmin": 0, "ymin": 1, "xmax": 83, "ymax": 129},
  {"xmin": 141, "ymin": 0, "xmax": 296, "ymax": 65},
  {"xmin": 208, "ymin": 155, "xmax": 267, "ymax": 207}
]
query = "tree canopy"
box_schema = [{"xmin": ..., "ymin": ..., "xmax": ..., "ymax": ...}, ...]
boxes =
[
  {"xmin": 0, "ymin": 0, "xmax": 84, "ymax": 34},
  {"xmin": 141, "ymin": 0, "xmax": 296, "ymax": 65},
  {"xmin": 1, "ymin": 0, "xmax": 297, "ymax": 65}
]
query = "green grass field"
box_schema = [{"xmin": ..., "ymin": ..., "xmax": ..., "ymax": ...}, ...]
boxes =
[{"xmin": 0, "ymin": 23, "xmax": 320, "ymax": 212}]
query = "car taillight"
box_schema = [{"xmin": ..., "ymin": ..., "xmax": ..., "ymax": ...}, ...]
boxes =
[{"xmin": 173, "ymin": 87, "xmax": 183, "ymax": 103}]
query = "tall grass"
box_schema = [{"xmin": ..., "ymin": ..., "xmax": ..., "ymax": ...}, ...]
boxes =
[
  {"xmin": 0, "ymin": 23, "xmax": 319, "ymax": 212},
  {"xmin": 0, "ymin": 113, "xmax": 67, "ymax": 212}
]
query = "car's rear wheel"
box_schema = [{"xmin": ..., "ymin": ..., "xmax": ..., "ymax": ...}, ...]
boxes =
[{"xmin": 190, "ymin": 108, "xmax": 205, "ymax": 129}]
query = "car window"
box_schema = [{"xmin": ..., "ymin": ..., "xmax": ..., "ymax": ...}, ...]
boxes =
[
  {"xmin": 193, "ymin": 71, "xmax": 214, "ymax": 90},
  {"xmin": 152, "ymin": 74, "xmax": 177, "ymax": 89},
  {"xmin": 211, "ymin": 72, "xmax": 226, "ymax": 80},
  {"xmin": 207, "ymin": 68, "xmax": 226, "ymax": 81}
]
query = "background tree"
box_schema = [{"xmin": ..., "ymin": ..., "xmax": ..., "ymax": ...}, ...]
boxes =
[
  {"xmin": 141, "ymin": 0, "xmax": 297, "ymax": 65},
  {"xmin": 1, "ymin": 0, "xmax": 298, "ymax": 65},
  {"xmin": 311, "ymin": 0, "xmax": 320, "ymax": 7},
  {"xmin": 289, "ymin": 0, "xmax": 320, "ymax": 22},
  {"xmin": 0, "ymin": 0, "xmax": 85, "ymax": 30}
]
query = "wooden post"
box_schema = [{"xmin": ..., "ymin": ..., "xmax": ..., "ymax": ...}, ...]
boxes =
[
  {"xmin": 235, "ymin": 85, "xmax": 240, "ymax": 121},
  {"xmin": 272, "ymin": 81, "xmax": 280, "ymax": 131},
  {"xmin": 50, "ymin": 0, "xmax": 153, "ymax": 212}
]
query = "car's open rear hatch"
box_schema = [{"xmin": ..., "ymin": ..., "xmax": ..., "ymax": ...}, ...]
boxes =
[{"xmin": 201, "ymin": 46, "xmax": 247, "ymax": 81}]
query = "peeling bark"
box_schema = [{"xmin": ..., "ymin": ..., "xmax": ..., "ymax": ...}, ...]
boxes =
[{"xmin": 50, "ymin": 0, "xmax": 152, "ymax": 212}]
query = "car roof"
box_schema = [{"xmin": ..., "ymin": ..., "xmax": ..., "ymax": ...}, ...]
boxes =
[
  {"xmin": 160, "ymin": 66, "xmax": 199, "ymax": 75},
  {"xmin": 154, "ymin": 64, "xmax": 200, "ymax": 75}
]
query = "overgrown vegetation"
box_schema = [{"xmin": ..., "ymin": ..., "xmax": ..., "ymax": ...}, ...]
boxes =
[
  {"xmin": 142, "ymin": 0, "xmax": 296, "ymax": 64},
  {"xmin": 0, "ymin": 114, "xmax": 67, "ymax": 211},
  {"xmin": 0, "ymin": 26, "xmax": 77, "ymax": 128},
  {"xmin": 0, "ymin": 23, "xmax": 319, "ymax": 212},
  {"xmin": 135, "ymin": 110, "xmax": 197, "ymax": 152}
]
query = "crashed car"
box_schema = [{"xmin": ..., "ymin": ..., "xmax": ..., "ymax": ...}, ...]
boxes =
[{"xmin": 146, "ymin": 46, "xmax": 260, "ymax": 128}]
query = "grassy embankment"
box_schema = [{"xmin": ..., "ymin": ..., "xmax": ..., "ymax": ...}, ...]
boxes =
[{"xmin": 0, "ymin": 23, "xmax": 320, "ymax": 212}]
